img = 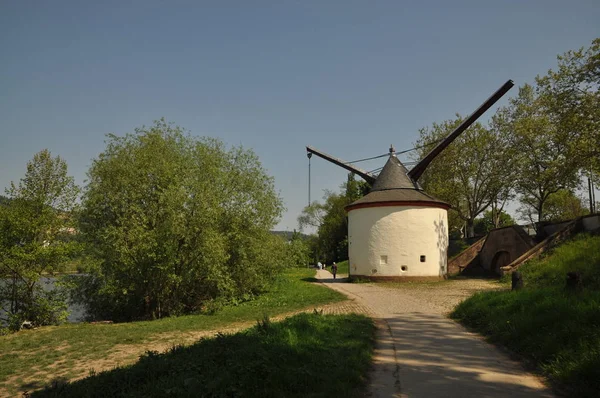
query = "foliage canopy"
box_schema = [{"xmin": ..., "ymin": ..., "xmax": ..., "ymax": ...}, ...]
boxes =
[
  {"xmin": 298, "ymin": 174, "xmax": 368, "ymax": 263},
  {"xmin": 78, "ymin": 119, "xmax": 284, "ymax": 321},
  {"xmin": 0, "ymin": 149, "xmax": 80, "ymax": 331}
]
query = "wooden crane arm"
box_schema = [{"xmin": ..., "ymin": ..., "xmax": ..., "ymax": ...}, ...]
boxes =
[
  {"xmin": 306, "ymin": 146, "xmax": 377, "ymax": 185},
  {"xmin": 408, "ymin": 79, "xmax": 514, "ymax": 182}
]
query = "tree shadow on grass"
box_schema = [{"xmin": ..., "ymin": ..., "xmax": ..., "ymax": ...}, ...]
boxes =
[
  {"xmin": 382, "ymin": 312, "xmax": 554, "ymax": 397},
  {"xmin": 31, "ymin": 313, "xmax": 375, "ymax": 398}
]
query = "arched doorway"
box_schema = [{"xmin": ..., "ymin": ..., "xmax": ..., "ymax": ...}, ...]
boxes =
[{"xmin": 491, "ymin": 251, "xmax": 511, "ymax": 276}]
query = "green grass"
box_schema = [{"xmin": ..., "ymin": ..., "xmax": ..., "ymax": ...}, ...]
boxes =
[
  {"xmin": 0, "ymin": 268, "xmax": 347, "ymax": 396},
  {"xmin": 32, "ymin": 313, "xmax": 376, "ymax": 397},
  {"xmin": 336, "ymin": 260, "xmax": 349, "ymax": 275},
  {"xmin": 451, "ymin": 234, "xmax": 600, "ymax": 398},
  {"xmin": 498, "ymin": 233, "xmax": 600, "ymax": 290}
]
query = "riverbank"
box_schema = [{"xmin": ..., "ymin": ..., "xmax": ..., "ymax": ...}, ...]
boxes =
[
  {"xmin": 0, "ymin": 268, "xmax": 346, "ymax": 396},
  {"xmin": 32, "ymin": 312, "xmax": 376, "ymax": 397}
]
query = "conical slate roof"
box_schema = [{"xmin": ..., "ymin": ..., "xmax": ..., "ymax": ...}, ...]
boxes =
[
  {"xmin": 370, "ymin": 155, "xmax": 419, "ymax": 191},
  {"xmin": 346, "ymin": 154, "xmax": 450, "ymax": 211}
]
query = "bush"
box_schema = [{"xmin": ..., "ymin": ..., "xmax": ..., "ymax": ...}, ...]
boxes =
[
  {"xmin": 77, "ymin": 120, "xmax": 285, "ymax": 321},
  {"xmin": 0, "ymin": 150, "xmax": 79, "ymax": 331}
]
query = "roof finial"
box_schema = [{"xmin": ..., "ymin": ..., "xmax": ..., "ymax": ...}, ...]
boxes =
[{"xmin": 389, "ymin": 144, "xmax": 395, "ymax": 157}]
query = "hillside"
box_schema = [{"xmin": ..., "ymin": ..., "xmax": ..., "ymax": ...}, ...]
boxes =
[{"xmin": 451, "ymin": 233, "xmax": 600, "ymax": 397}]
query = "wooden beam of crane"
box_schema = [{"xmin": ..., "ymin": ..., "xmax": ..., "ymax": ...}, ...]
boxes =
[
  {"xmin": 408, "ymin": 79, "xmax": 515, "ymax": 182},
  {"xmin": 306, "ymin": 146, "xmax": 377, "ymax": 185}
]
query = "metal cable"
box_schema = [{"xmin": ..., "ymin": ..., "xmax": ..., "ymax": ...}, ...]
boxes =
[
  {"xmin": 394, "ymin": 138, "xmax": 444, "ymax": 155},
  {"xmin": 345, "ymin": 152, "xmax": 389, "ymax": 164},
  {"xmin": 343, "ymin": 137, "xmax": 443, "ymax": 167}
]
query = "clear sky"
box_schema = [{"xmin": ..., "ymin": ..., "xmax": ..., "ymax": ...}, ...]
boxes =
[{"xmin": 1, "ymin": 1, "xmax": 599, "ymax": 231}]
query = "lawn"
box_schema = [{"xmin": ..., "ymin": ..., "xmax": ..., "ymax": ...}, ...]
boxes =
[
  {"xmin": 335, "ymin": 260, "xmax": 349, "ymax": 275},
  {"xmin": 451, "ymin": 234, "xmax": 600, "ymax": 398},
  {"xmin": 32, "ymin": 312, "xmax": 376, "ymax": 397},
  {"xmin": 0, "ymin": 268, "xmax": 347, "ymax": 396}
]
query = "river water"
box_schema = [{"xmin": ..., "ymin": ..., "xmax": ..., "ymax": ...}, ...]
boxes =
[{"xmin": 1, "ymin": 276, "xmax": 87, "ymax": 325}]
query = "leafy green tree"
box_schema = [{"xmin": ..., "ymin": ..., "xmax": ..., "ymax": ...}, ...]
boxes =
[
  {"xmin": 494, "ymin": 84, "xmax": 580, "ymax": 224},
  {"xmin": 447, "ymin": 209, "xmax": 466, "ymax": 239},
  {"xmin": 536, "ymin": 38, "xmax": 600, "ymax": 177},
  {"xmin": 78, "ymin": 120, "xmax": 284, "ymax": 321},
  {"xmin": 536, "ymin": 39, "xmax": 600, "ymax": 212},
  {"xmin": 296, "ymin": 201, "xmax": 326, "ymax": 231},
  {"xmin": 0, "ymin": 150, "xmax": 80, "ymax": 330},
  {"xmin": 543, "ymin": 189, "xmax": 589, "ymax": 222},
  {"xmin": 415, "ymin": 116, "xmax": 514, "ymax": 238},
  {"xmin": 317, "ymin": 192, "xmax": 350, "ymax": 263},
  {"xmin": 474, "ymin": 210, "xmax": 515, "ymax": 235},
  {"xmin": 298, "ymin": 173, "xmax": 368, "ymax": 263},
  {"xmin": 284, "ymin": 231, "xmax": 310, "ymax": 267}
]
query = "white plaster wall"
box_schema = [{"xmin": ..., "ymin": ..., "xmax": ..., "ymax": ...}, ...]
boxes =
[{"xmin": 348, "ymin": 206, "xmax": 448, "ymax": 277}]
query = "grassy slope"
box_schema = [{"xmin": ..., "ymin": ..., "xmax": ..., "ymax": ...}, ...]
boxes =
[
  {"xmin": 336, "ymin": 260, "xmax": 349, "ymax": 275},
  {"xmin": 451, "ymin": 234, "xmax": 600, "ymax": 398},
  {"xmin": 33, "ymin": 313, "xmax": 376, "ymax": 398},
  {"xmin": 0, "ymin": 268, "xmax": 347, "ymax": 396}
]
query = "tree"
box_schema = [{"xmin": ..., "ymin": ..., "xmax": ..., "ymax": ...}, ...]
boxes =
[
  {"xmin": 415, "ymin": 116, "xmax": 514, "ymax": 238},
  {"xmin": 536, "ymin": 38, "xmax": 600, "ymax": 212},
  {"xmin": 543, "ymin": 189, "xmax": 589, "ymax": 222},
  {"xmin": 494, "ymin": 84, "xmax": 580, "ymax": 224},
  {"xmin": 536, "ymin": 38, "xmax": 600, "ymax": 176},
  {"xmin": 474, "ymin": 210, "xmax": 515, "ymax": 235},
  {"xmin": 0, "ymin": 195, "xmax": 10, "ymax": 206},
  {"xmin": 297, "ymin": 173, "xmax": 369, "ymax": 263},
  {"xmin": 78, "ymin": 119, "xmax": 284, "ymax": 321},
  {"xmin": 284, "ymin": 230, "xmax": 310, "ymax": 267},
  {"xmin": 296, "ymin": 201, "xmax": 326, "ymax": 231},
  {"xmin": 0, "ymin": 150, "xmax": 80, "ymax": 330},
  {"xmin": 447, "ymin": 209, "xmax": 466, "ymax": 239}
]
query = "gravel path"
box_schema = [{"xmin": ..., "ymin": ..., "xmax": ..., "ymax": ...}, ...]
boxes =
[{"xmin": 315, "ymin": 270, "xmax": 554, "ymax": 398}]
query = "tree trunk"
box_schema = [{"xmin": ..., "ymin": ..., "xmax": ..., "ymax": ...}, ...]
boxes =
[
  {"xmin": 466, "ymin": 219, "xmax": 475, "ymax": 238},
  {"xmin": 537, "ymin": 202, "xmax": 544, "ymax": 223},
  {"xmin": 491, "ymin": 203, "xmax": 500, "ymax": 228}
]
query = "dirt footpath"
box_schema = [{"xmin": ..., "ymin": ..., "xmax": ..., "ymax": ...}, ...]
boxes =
[{"xmin": 315, "ymin": 270, "xmax": 554, "ymax": 398}]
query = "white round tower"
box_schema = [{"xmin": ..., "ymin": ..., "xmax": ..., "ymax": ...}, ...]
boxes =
[{"xmin": 346, "ymin": 151, "xmax": 450, "ymax": 280}]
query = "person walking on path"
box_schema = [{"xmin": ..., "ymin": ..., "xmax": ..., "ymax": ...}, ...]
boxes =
[{"xmin": 331, "ymin": 262, "xmax": 338, "ymax": 279}]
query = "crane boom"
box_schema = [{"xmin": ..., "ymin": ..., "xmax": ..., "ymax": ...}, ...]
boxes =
[
  {"xmin": 306, "ymin": 146, "xmax": 377, "ymax": 184},
  {"xmin": 408, "ymin": 79, "xmax": 514, "ymax": 182}
]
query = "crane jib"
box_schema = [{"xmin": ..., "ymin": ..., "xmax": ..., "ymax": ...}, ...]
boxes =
[{"xmin": 407, "ymin": 79, "xmax": 515, "ymax": 182}]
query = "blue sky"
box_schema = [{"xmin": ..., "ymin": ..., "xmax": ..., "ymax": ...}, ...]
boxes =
[{"xmin": 1, "ymin": 1, "xmax": 599, "ymax": 231}]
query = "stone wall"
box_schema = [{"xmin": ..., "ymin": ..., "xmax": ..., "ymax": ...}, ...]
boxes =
[
  {"xmin": 500, "ymin": 220, "xmax": 578, "ymax": 275},
  {"xmin": 447, "ymin": 237, "xmax": 485, "ymax": 275},
  {"xmin": 479, "ymin": 225, "xmax": 535, "ymax": 275},
  {"xmin": 581, "ymin": 214, "xmax": 600, "ymax": 231}
]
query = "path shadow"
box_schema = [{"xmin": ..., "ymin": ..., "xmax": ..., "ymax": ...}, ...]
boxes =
[{"xmin": 372, "ymin": 312, "xmax": 553, "ymax": 397}]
